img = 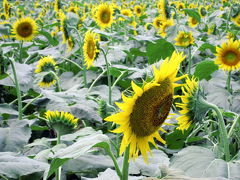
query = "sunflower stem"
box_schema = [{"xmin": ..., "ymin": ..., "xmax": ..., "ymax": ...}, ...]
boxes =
[
  {"xmin": 121, "ymin": 145, "xmax": 130, "ymax": 180},
  {"xmin": 228, "ymin": 114, "xmax": 240, "ymax": 138},
  {"xmin": 56, "ymin": 131, "xmax": 62, "ymax": 180},
  {"xmin": 226, "ymin": 6, "xmax": 232, "ymax": 34},
  {"xmin": 19, "ymin": 41, "xmax": 23, "ymax": 63},
  {"xmin": 88, "ymin": 69, "xmax": 107, "ymax": 93},
  {"xmin": 50, "ymin": 71, "xmax": 61, "ymax": 92},
  {"xmin": 200, "ymin": 98, "xmax": 230, "ymax": 162},
  {"xmin": 22, "ymin": 94, "xmax": 42, "ymax": 113},
  {"xmin": 9, "ymin": 58, "xmax": 23, "ymax": 120},
  {"xmin": 226, "ymin": 71, "xmax": 232, "ymax": 93},
  {"xmin": 188, "ymin": 46, "xmax": 192, "ymax": 75},
  {"xmin": 111, "ymin": 71, "xmax": 125, "ymax": 91},
  {"xmin": 100, "ymin": 48, "xmax": 112, "ymax": 105},
  {"xmin": 63, "ymin": 58, "xmax": 83, "ymax": 71}
]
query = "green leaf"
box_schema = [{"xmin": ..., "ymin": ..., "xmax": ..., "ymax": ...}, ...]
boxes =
[
  {"xmin": 146, "ymin": 39, "xmax": 175, "ymax": 64},
  {"xmin": 194, "ymin": 60, "xmax": 219, "ymax": 81},
  {"xmin": 0, "ymin": 152, "xmax": 49, "ymax": 179},
  {"xmin": 129, "ymin": 48, "xmax": 146, "ymax": 57},
  {"xmin": 46, "ymin": 158, "xmax": 69, "ymax": 179},
  {"xmin": 183, "ymin": 9, "xmax": 201, "ymax": 22},
  {"xmin": 0, "ymin": 103, "xmax": 19, "ymax": 115},
  {"xmin": 199, "ymin": 43, "xmax": 216, "ymax": 54},
  {"xmin": 170, "ymin": 146, "xmax": 240, "ymax": 179},
  {"xmin": 38, "ymin": 30, "xmax": 59, "ymax": 46}
]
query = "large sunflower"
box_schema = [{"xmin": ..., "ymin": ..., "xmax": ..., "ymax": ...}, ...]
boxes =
[
  {"xmin": 35, "ymin": 56, "xmax": 58, "ymax": 87},
  {"xmin": 175, "ymin": 31, "xmax": 194, "ymax": 47},
  {"xmin": 95, "ymin": 3, "xmax": 114, "ymax": 29},
  {"xmin": 214, "ymin": 39, "xmax": 240, "ymax": 71},
  {"xmin": 176, "ymin": 76, "xmax": 199, "ymax": 131},
  {"xmin": 12, "ymin": 17, "xmax": 38, "ymax": 41},
  {"xmin": 83, "ymin": 30, "xmax": 100, "ymax": 69},
  {"xmin": 105, "ymin": 51, "xmax": 186, "ymax": 162}
]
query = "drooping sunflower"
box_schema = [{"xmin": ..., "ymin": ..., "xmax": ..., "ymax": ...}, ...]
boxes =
[
  {"xmin": 214, "ymin": 39, "xmax": 240, "ymax": 71},
  {"xmin": 175, "ymin": 31, "xmax": 195, "ymax": 47},
  {"xmin": 35, "ymin": 56, "xmax": 58, "ymax": 87},
  {"xmin": 83, "ymin": 30, "xmax": 100, "ymax": 69},
  {"xmin": 105, "ymin": 51, "xmax": 186, "ymax": 162},
  {"xmin": 158, "ymin": 19, "xmax": 174, "ymax": 38},
  {"xmin": 188, "ymin": 17, "xmax": 199, "ymax": 28},
  {"xmin": 95, "ymin": 3, "xmax": 114, "ymax": 29},
  {"xmin": 12, "ymin": 17, "xmax": 38, "ymax": 41},
  {"xmin": 176, "ymin": 76, "xmax": 202, "ymax": 131},
  {"xmin": 134, "ymin": 5, "xmax": 143, "ymax": 17},
  {"xmin": 45, "ymin": 110, "xmax": 79, "ymax": 135},
  {"xmin": 232, "ymin": 14, "xmax": 240, "ymax": 27},
  {"xmin": 68, "ymin": 6, "xmax": 79, "ymax": 14}
]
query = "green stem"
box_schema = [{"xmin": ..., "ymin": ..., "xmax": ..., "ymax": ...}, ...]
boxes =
[
  {"xmin": 50, "ymin": 71, "xmax": 61, "ymax": 92},
  {"xmin": 226, "ymin": 71, "xmax": 232, "ymax": 93},
  {"xmin": 188, "ymin": 46, "xmax": 192, "ymax": 75},
  {"xmin": 200, "ymin": 98, "xmax": 230, "ymax": 161},
  {"xmin": 226, "ymin": 6, "xmax": 232, "ymax": 33},
  {"xmin": 111, "ymin": 71, "xmax": 125, "ymax": 91},
  {"xmin": 63, "ymin": 58, "xmax": 83, "ymax": 71},
  {"xmin": 107, "ymin": 148, "xmax": 122, "ymax": 179},
  {"xmin": 88, "ymin": 69, "xmax": 107, "ymax": 93},
  {"xmin": 121, "ymin": 145, "xmax": 130, "ymax": 180},
  {"xmin": 22, "ymin": 94, "xmax": 42, "ymax": 113},
  {"xmin": 100, "ymin": 48, "xmax": 112, "ymax": 105},
  {"xmin": 0, "ymin": 174, "xmax": 8, "ymax": 180},
  {"xmin": 82, "ymin": 64, "xmax": 87, "ymax": 88},
  {"xmin": 56, "ymin": 132, "xmax": 61, "ymax": 180},
  {"xmin": 19, "ymin": 41, "xmax": 23, "ymax": 63},
  {"xmin": 228, "ymin": 114, "xmax": 240, "ymax": 138},
  {"xmin": 9, "ymin": 59, "xmax": 22, "ymax": 120}
]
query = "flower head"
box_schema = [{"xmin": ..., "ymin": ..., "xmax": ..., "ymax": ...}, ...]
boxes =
[
  {"xmin": 175, "ymin": 31, "xmax": 194, "ymax": 47},
  {"xmin": 95, "ymin": 3, "xmax": 114, "ymax": 29}
]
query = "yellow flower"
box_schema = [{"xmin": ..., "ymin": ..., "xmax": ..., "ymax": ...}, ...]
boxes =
[
  {"xmin": 83, "ymin": 30, "xmax": 100, "ymax": 69},
  {"xmin": 3, "ymin": 0, "xmax": 10, "ymax": 19},
  {"xmin": 214, "ymin": 39, "xmax": 240, "ymax": 71},
  {"xmin": 157, "ymin": 0, "xmax": 170, "ymax": 20},
  {"xmin": 145, "ymin": 23, "xmax": 152, "ymax": 30},
  {"xmin": 45, "ymin": 110, "xmax": 79, "ymax": 135},
  {"xmin": 68, "ymin": 6, "xmax": 79, "ymax": 14},
  {"xmin": 158, "ymin": 18, "xmax": 174, "ymax": 38},
  {"xmin": 153, "ymin": 16, "xmax": 164, "ymax": 29},
  {"xmin": 121, "ymin": 9, "xmax": 133, "ymax": 17},
  {"xmin": 105, "ymin": 51, "xmax": 186, "ymax": 162},
  {"xmin": 12, "ymin": 17, "xmax": 38, "ymax": 41},
  {"xmin": 232, "ymin": 14, "xmax": 240, "ymax": 27},
  {"xmin": 188, "ymin": 17, "xmax": 199, "ymax": 28},
  {"xmin": 177, "ymin": 2, "xmax": 185, "ymax": 12},
  {"xmin": 54, "ymin": 0, "xmax": 61, "ymax": 12},
  {"xmin": 35, "ymin": 56, "xmax": 58, "ymax": 87},
  {"xmin": 134, "ymin": 5, "xmax": 143, "ymax": 17},
  {"xmin": 175, "ymin": 31, "xmax": 195, "ymax": 47},
  {"xmin": 207, "ymin": 24, "xmax": 216, "ymax": 35},
  {"xmin": 176, "ymin": 76, "xmax": 199, "ymax": 131},
  {"xmin": 67, "ymin": 36, "xmax": 74, "ymax": 52},
  {"xmin": 59, "ymin": 11, "xmax": 69, "ymax": 44},
  {"xmin": 199, "ymin": 6, "xmax": 207, "ymax": 18},
  {"xmin": 95, "ymin": 3, "xmax": 114, "ymax": 29}
]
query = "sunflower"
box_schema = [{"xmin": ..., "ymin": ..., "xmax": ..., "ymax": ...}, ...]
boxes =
[
  {"xmin": 45, "ymin": 110, "xmax": 79, "ymax": 135},
  {"xmin": 3, "ymin": 0, "xmax": 10, "ymax": 20},
  {"xmin": 157, "ymin": 0, "xmax": 171, "ymax": 20},
  {"xmin": 232, "ymin": 14, "xmax": 240, "ymax": 27},
  {"xmin": 199, "ymin": 6, "xmax": 207, "ymax": 18},
  {"xmin": 207, "ymin": 24, "xmax": 216, "ymax": 35},
  {"xmin": 105, "ymin": 51, "xmax": 186, "ymax": 162},
  {"xmin": 134, "ymin": 5, "xmax": 143, "ymax": 17},
  {"xmin": 214, "ymin": 39, "xmax": 240, "ymax": 71},
  {"xmin": 177, "ymin": 2, "xmax": 185, "ymax": 12},
  {"xmin": 95, "ymin": 3, "xmax": 114, "ymax": 29},
  {"xmin": 188, "ymin": 17, "xmax": 199, "ymax": 28},
  {"xmin": 158, "ymin": 19, "xmax": 174, "ymax": 38},
  {"xmin": 67, "ymin": 36, "xmax": 74, "ymax": 52},
  {"xmin": 68, "ymin": 6, "xmax": 79, "ymax": 14},
  {"xmin": 35, "ymin": 56, "xmax": 58, "ymax": 87},
  {"xmin": 83, "ymin": 30, "xmax": 100, "ymax": 69},
  {"xmin": 59, "ymin": 11, "xmax": 69, "ymax": 44},
  {"xmin": 153, "ymin": 16, "xmax": 164, "ymax": 29},
  {"xmin": 176, "ymin": 76, "xmax": 200, "ymax": 131},
  {"xmin": 175, "ymin": 31, "xmax": 194, "ymax": 47},
  {"xmin": 145, "ymin": 23, "xmax": 152, "ymax": 30},
  {"xmin": 54, "ymin": 0, "xmax": 61, "ymax": 12},
  {"xmin": 12, "ymin": 17, "xmax": 38, "ymax": 41}
]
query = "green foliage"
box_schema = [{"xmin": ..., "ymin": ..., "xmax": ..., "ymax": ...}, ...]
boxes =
[{"xmin": 194, "ymin": 61, "xmax": 219, "ymax": 81}]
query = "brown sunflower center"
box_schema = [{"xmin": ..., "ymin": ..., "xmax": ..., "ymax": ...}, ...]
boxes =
[
  {"xmin": 191, "ymin": 18, "xmax": 197, "ymax": 25},
  {"xmin": 17, "ymin": 22, "xmax": 33, "ymax": 38},
  {"xmin": 87, "ymin": 39, "xmax": 95, "ymax": 59},
  {"xmin": 136, "ymin": 8, "xmax": 141, "ymax": 14},
  {"xmin": 130, "ymin": 78, "xmax": 173, "ymax": 137},
  {"xmin": 223, "ymin": 51, "xmax": 239, "ymax": 65},
  {"xmin": 100, "ymin": 10, "xmax": 110, "ymax": 24}
]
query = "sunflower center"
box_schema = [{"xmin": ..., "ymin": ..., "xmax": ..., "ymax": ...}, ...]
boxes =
[
  {"xmin": 181, "ymin": 35, "xmax": 190, "ymax": 43},
  {"xmin": 137, "ymin": 8, "xmax": 141, "ymax": 14},
  {"xmin": 191, "ymin": 18, "xmax": 197, "ymax": 25},
  {"xmin": 223, "ymin": 51, "xmax": 238, "ymax": 64},
  {"xmin": 42, "ymin": 63, "xmax": 56, "ymax": 72},
  {"xmin": 17, "ymin": 22, "xmax": 33, "ymax": 38},
  {"xmin": 130, "ymin": 78, "xmax": 173, "ymax": 137},
  {"xmin": 87, "ymin": 39, "xmax": 95, "ymax": 59},
  {"xmin": 42, "ymin": 73, "xmax": 55, "ymax": 83},
  {"xmin": 100, "ymin": 10, "xmax": 110, "ymax": 23}
]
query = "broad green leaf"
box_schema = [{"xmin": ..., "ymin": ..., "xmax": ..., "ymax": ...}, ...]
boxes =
[
  {"xmin": 129, "ymin": 48, "xmax": 146, "ymax": 57},
  {"xmin": 183, "ymin": 9, "xmax": 201, "ymax": 22},
  {"xmin": 170, "ymin": 146, "xmax": 240, "ymax": 179},
  {"xmin": 46, "ymin": 158, "xmax": 69, "ymax": 179},
  {"xmin": 199, "ymin": 43, "xmax": 216, "ymax": 54},
  {"xmin": 146, "ymin": 39, "xmax": 175, "ymax": 64},
  {"xmin": 194, "ymin": 61, "xmax": 219, "ymax": 81},
  {"xmin": 0, "ymin": 103, "xmax": 19, "ymax": 115},
  {"xmin": 38, "ymin": 30, "xmax": 59, "ymax": 46},
  {"xmin": 0, "ymin": 152, "xmax": 49, "ymax": 179}
]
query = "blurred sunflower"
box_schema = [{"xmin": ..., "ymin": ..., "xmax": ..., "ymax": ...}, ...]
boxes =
[
  {"xmin": 12, "ymin": 17, "xmax": 38, "ymax": 41},
  {"xmin": 95, "ymin": 3, "xmax": 114, "ymax": 29},
  {"xmin": 59, "ymin": 11, "xmax": 69, "ymax": 44},
  {"xmin": 232, "ymin": 14, "xmax": 240, "ymax": 27},
  {"xmin": 45, "ymin": 110, "xmax": 79, "ymax": 135},
  {"xmin": 145, "ymin": 22, "xmax": 152, "ymax": 30},
  {"xmin": 158, "ymin": 0, "xmax": 171, "ymax": 20},
  {"xmin": 54, "ymin": 0, "xmax": 61, "ymax": 12},
  {"xmin": 176, "ymin": 76, "xmax": 202, "ymax": 131},
  {"xmin": 188, "ymin": 17, "xmax": 199, "ymax": 28},
  {"xmin": 3, "ymin": 0, "xmax": 10, "ymax": 19},
  {"xmin": 214, "ymin": 39, "xmax": 240, "ymax": 71},
  {"xmin": 159, "ymin": 19, "xmax": 174, "ymax": 37},
  {"xmin": 134, "ymin": 5, "xmax": 143, "ymax": 17},
  {"xmin": 153, "ymin": 16, "xmax": 164, "ymax": 29},
  {"xmin": 67, "ymin": 36, "xmax": 74, "ymax": 52},
  {"xmin": 207, "ymin": 24, "xmax": 216, "ymax": 35},
  {"xmin": 68, "ymin": 6, "xmax": 79, "ymax": 14},
  {"xmin": 105, "ymin": 51, "xmax": 186, "ymax": 162},
  {"xmin": 176, "ymin": 2, "xmax": 185, "ymax": 12},
  {"xmin": 35, "ymin": 56, "xmax": 58, "ymax": 87},
  {"xmin": 199, "ymin": 6, "xmax": 207, "ymax": 18},
  {"xmin": 175, "ymin": 31, "xmax": 194, "ymax": 47},
  {"xmin": 121, "ymin": 9, "xmax": 133, "ymax": 17},
  {"xmin": 83, "ymin": 30, "xmax": 100, "ymax": 69}
]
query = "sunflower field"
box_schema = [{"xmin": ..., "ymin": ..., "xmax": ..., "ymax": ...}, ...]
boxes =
[{"xmin": 0, "ymin": 0, "xmax": 240, "ymax": 179}]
